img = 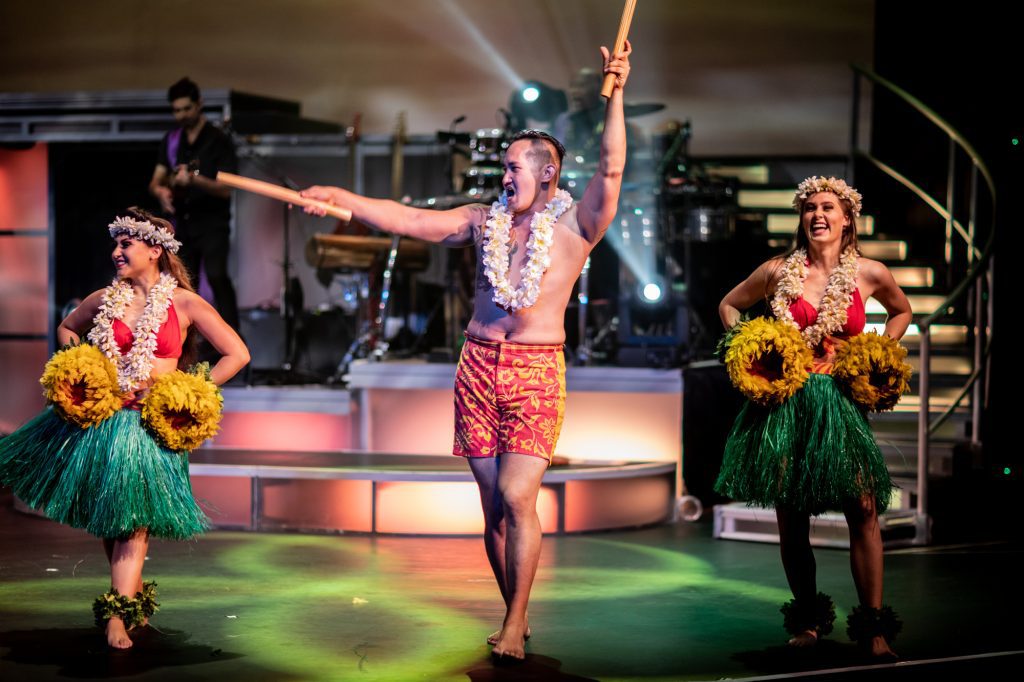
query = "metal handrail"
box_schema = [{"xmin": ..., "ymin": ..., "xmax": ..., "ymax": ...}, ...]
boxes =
[
  {"xmin": 856, "ymin": 150, "xmax": 982, "ymax": 261},
  {"xmin": 851, "ymin": 65, "xmax": 996, "ymax": 194},
  {"xmin": 850, "ymin": 64, "xmax": 997, "ymax": 545}
]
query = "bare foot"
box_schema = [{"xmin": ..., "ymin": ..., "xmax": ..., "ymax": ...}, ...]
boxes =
[
  {"xmin": 490, "ymin": 621, "xmax": 528, "ymax": 661},
  {"xmin": 867, "ymin": 635, "xmax": 897, "ymax": 659},
  {"xmin": 106, "ymin": 617, "xmax": 133, "ymax": 649},
  {"xmin": 786, "ymin": 629, "xmax": 818, "ymax": 647},
  {"xmin": 488, "ymin": 623, "xmax": 530, "ymax": 645}
]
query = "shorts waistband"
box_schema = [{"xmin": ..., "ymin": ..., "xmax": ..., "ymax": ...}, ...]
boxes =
[{"xmin": 464, "ymin": 331, "xmax": 564, "ymax": 353}]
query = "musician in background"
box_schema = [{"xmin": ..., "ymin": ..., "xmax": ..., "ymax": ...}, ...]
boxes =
[{"xmin": 149, "ymin": 77, "xmax": 240, "ymax": 332}]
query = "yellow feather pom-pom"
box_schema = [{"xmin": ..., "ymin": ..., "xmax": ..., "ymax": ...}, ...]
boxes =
[
  {"xmin": 833, "ymin": 332, "xmax": 912, "ymax": 412},
  {"xmin": 724, "ymin": 317, "xmax": 812, "ymax": 406},
  {"xmin": 40, "ymin": 344, "xmax": 122, "ymax": 428},
  {"xmin": 141, "ymin": 370, "xmax": 223, "ymax": 451}
]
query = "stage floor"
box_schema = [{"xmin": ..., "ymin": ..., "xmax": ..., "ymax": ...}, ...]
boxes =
[{"xmin": 0, "ymin": 490, "xmax": 1021, "ymax": 681}]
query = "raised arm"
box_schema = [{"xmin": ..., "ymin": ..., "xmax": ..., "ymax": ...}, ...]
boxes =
[
  {"xmin": 719, "ymin": 259, "xmax": 782, "ymax": 328},
  {"xmin": 578, "ymin": 40, "xmax": 631, "ymax": 242},
  {"xmin": 300, "ymin": 186, "xmax": 484, "ymax": 247}
]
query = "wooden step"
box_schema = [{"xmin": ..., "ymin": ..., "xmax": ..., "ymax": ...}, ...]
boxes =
[
  {"xmin": 871, "ymin": 412, "xmax": 968, "ymax": 441},
  {"xmin": 890, "ymin": 387, "xmax": 970, "ymax": 413},
  {"xmin": 706, "ymin": 164, "xmax": 770, "ymax": 185},
  {"xmin": 891, "ymin": 266, "xmax": 934, "ymax": 288},
  {"xmin": 859, "ymin": 240, "xmax": 908, "ymax": 261},
  {"xmin": 871, "ymin": 323, "xmax": 967, "ymax": 346},
  {"xmin": 865, "ymin": 293, "xmax": 947, "ymax": 316},
  {"xmin": 906, "ymin": 354, "xmax": 973, "ymax": 375},
  {"xmin": 738, "ymin": 188, "xmax": 795, "ymax": 210}
]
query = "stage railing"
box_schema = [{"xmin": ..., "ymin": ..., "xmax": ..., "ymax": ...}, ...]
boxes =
[{"xmin": 850, "ymin": 64, "xmax": 996, "ymax": 544}]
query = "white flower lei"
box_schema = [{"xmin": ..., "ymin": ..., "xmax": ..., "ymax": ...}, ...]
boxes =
[
  {"xmin": 87, "ymin": 273, "xmax": 178, "ymax": 392},
  {"xmin": 771, "ymin": 247, "xmax": 859, "ymax": 349},
  {"xmin": 482, "ymin": 189, "xmax": 573, "ymax": 311}
]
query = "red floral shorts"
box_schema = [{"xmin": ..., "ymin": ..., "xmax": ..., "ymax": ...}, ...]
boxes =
[{"xmin": 453, "ymin": 333, "xmax": 566, "ymax": 462}]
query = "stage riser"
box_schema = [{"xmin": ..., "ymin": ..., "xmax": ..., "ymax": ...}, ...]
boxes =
[
  {"xmin": 188, "ymin": 469, "xmax": 676, "ymax": 535},
  {"xmin": 200, "ymin": 364, "xmax": 682, "ymax": 535}
]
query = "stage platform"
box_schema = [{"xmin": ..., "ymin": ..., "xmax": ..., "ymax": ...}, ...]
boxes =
[
  {"xmin": 162, "ymin": 361, "xmax": 682, "ymax": 535},
  {"xmin": 184, "ymin": 449, "xmax": 676, "ymax": 535}
]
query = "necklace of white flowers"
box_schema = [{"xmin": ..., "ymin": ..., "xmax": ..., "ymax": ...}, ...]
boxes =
[
  {"xmin": 87, "ymin": 273, "xmax": 178, "ymax": 392},
  {"xmin": 482, "ymin": 189, "xmax": 573, "ymax": 311},
  {"xmin": 771, "ymin": 247, "xmax": 859, "ymax": 349}
]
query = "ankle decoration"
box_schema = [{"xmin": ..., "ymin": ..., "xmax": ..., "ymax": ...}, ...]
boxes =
[
  {"xmin": 138, "ymin": 581, "xmax": 160, "ymax": 619},
  {"xmin": 92, "ymin": 582, "xmax": 159, "ymax": 629},
  {"xmin": 846, "ymin": 604, "xmax": 902, "ymax": 644},
  {"xmin": 781, "ymin": 592, "xmax": 836, "ymax": 636}
]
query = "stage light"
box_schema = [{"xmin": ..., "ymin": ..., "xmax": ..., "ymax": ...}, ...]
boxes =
[
  {"xmin": 1005, "ymin": 467, "xmax": 1012, "ymax": 475},
  {"xmin": 508, "ymin": 80, "xmax": 567, "ymax": 128},
  {"xmin": 640, "ymin": 281, "xmax": 664, "ymax": 304}
]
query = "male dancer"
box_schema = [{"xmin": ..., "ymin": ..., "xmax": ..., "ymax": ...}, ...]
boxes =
[{"xmin": 302, "ymin": 42, "xmax": 631, "ymax": 660}]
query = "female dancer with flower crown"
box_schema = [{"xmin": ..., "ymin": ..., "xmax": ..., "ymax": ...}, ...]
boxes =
[
  {"xmin": 0, "ymin": 208, "xmax": 249, "ymax": 649},
  {"xmin": 715, "ymin": 178, "xmax": 912, "ymax": 658}
]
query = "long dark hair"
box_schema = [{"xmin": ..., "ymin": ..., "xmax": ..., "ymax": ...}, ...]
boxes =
[{"xmin": 124, "ymin": 207, "xmax": 198, "ymax": 369}]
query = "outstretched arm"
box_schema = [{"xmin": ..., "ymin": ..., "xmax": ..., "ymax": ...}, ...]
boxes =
[
  {"xmin": 300, "ymin": 186, "xmax": 483, "ymax": 247},
  {"xmin": 578, "ymin": 40, "xmax": 631, "ymax": 243}
]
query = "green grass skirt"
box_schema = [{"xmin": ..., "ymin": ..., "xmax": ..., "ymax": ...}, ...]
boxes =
[
  {"xmin": 0, "ymin": 407, "xmax": 209, "ymax": 539},
  {"xmin": 714, "ymin": 373, "xmax": 894, "ymax": 515}
]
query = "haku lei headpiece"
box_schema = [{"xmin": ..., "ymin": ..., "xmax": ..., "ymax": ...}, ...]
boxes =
[
  {"xmin": 792, "ymin": 176, "xmax": 862, "ymax": 217},
  {"xmin": 108, "ymin": 216, "xmax": 182, "ymax": 254}
]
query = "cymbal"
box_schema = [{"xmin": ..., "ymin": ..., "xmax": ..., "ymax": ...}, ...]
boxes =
[{"xmin": 623, "ymin": 102, "xmax": 665, "ymax": 117}]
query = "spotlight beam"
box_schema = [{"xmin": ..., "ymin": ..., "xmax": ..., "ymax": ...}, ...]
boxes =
[{"xmin": 439, "ymin": 0, "xmax": 522, "ymax": 91}]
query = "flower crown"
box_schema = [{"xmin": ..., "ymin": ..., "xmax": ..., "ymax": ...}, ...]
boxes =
[
  {"xmin": 792, "ymin": 176, "xmax": 863, "ymax": 217},
  {"xmin": 108, "ymin": 216, "xmax": 182, "ymax": 254}
]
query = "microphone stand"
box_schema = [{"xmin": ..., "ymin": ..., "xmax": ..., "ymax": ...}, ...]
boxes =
[{"xmin": 238, "ymin": 152, "xmax": 306, "ymax": 380}]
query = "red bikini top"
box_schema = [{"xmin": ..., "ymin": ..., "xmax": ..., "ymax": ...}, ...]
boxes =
[
  {"xmin": 788, "ymin": 289, "xmax": 866, "ymax": 338},
  {"xmin": 112, "ymin": 303, "xmax": 183, "ymax": 359}
]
